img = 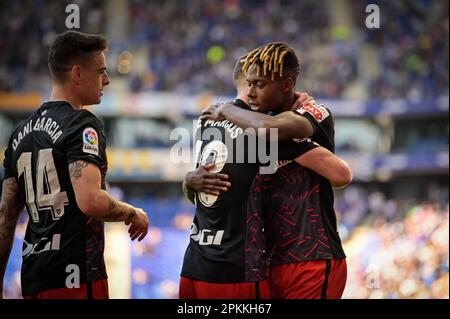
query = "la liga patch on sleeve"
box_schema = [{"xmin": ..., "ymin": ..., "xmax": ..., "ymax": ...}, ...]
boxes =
[
  {"xmin": 296, "ymin": 103, "xmax": 330, "ymax": 122},
  {"xmin": 82, "ymin": 127, "xmax": 99, "ymax": 156}
]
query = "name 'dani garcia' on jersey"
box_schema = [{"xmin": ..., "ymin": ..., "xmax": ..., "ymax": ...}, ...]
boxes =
[{"xmin": 13, "ymin": 117, "xmax": 63, "ymax": 151}]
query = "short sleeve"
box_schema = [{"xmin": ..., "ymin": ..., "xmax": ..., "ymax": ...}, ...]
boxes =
[
  {"xmin": 65, "ymin": 110, "xmax": 106, "ymax": 168},
  {"xmin": 293, "ymin": 103, "xmax": 335, "ymax": 152}
]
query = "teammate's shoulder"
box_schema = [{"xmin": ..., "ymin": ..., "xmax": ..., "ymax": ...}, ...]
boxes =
[
  {"xmin": 295, "ymin": 102, "xmax": 333, "ymax": 123},
  {"xmin": 324, "ymin": 105, "xmax": 334, "ymax": 119},
  {"xmin": 323, "ymin": 105, "xmax": 333, "ymax": 114}
]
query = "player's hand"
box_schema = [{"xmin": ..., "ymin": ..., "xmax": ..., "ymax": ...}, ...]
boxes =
[
  {"xmin": 126, "ymin": 208, "xmax": 149, "ymax": 241},
  {"xmin": 291, "ymin": 92, "xmax": 316, "ymax": 110},
  {"xmin": 200, "ymin": 103, "xmax": 228, "ymax": 121},
  {"xmin": 185, "ymin": 164, "xmax": 231, "ymax": 196}
]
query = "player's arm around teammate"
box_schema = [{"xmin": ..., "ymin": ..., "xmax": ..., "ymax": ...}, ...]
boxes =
[
  {"xmin": 184, "ymin": 143, "xmax": 352, "ymax": 191},
  {"xmin": 295, "ymin": 147, "xmax": 352, "ymax": 188},
  {"xmin": 200, "ymin": 94, "xmax": 352, "ymax": 188},
  {"xmin": 182, "ymin": 164, "xmax": 231, "ymax": 203},
  {"xmin": 201, "ymin": 93, "xmax": 316, "ymax": 140}
]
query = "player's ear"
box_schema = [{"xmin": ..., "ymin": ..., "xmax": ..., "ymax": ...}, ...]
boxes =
[
  {"xmin": 71, "ymin": 65, "xmax": 82, "ymax": 84},
  {"xmin": 282, "ymin": 77, "xmax": 294, "ymax": 93}
]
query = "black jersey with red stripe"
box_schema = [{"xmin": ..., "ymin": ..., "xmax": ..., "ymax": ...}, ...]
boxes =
[
  {"xmin": 181, "ymin": 99, "xmax": 318, "ymax": 283},
  {"xmin": 245, "ymin": 103, "xmax": 346, "ymax": 281},
  {"xmin": 3, "ymin": 101, "xmax": 108, "ymax": 295}
]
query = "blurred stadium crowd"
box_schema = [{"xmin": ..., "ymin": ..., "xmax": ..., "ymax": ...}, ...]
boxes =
[
  {"xmin": 4, "ymin": 184, "xmax": 448, "ymax": 298},
  {"xmin": 0, "ymin": 0, "xmax": 448, "ymax": 98},
  {"xmin": 0, "ymin": 0, "xmax": 448, "ymax": 299},
  {"xmin": 343, "ymin": 201, "xmax": 448, "ymax": 298},
  {"xmin": 127, "ymin": 181, "xmax": 449, "ymax": 299}
]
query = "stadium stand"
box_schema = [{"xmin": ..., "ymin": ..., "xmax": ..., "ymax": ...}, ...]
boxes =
[{"xmin": 1, "ymin": 0, "xmax": 448, "ymax": 299}]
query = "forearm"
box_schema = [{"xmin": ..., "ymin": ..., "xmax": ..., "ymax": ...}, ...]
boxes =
[
  {"xmin": 220, "ymin": 104, "xmax": 312, "ymax": 140},
  {"xmin": 331, "ymin": 159, "xmax": 352, "ymax": 188},
  {"xmin": 182, "ymin": 179, "xmax": 195, "ymax": 205},
  {"xmin": 0, "ymin": 217, "xmax": 15, "ymax": 292},
  {"xmin": 81, "ymin": 189, "xmax": 136, "ymax": 223},
  {"xmin": 69, "ymin": 161, "xmax": 137, "ymax": 222},
  {"xmin": 220, "ymin": 103, "xmax": 272, "ymax": 131},
  {"xmin": 296, "ymin": 148, "xmax": 352, "ymax": 188},
  {"xmin": 0, "ymin": 178, "xmax": 23, "ymax": 294}
]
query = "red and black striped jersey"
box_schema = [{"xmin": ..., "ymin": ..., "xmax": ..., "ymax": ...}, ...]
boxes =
[{"xmin": 245, "ymin": 104, "xmax": 346, "ymax": 281}]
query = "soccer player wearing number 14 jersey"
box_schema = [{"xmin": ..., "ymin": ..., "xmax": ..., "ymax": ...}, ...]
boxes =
[{"xmin": 0, "ymin": 31, "xmax": 149, "ymax": 299}]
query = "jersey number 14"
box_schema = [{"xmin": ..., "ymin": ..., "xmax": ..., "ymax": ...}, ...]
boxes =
[{"xmin": 17, "ymin": 148, "xmax": 69, "ymax": 223}]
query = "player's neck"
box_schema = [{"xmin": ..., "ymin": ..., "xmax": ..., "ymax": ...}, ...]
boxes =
[
  {"xmin": 50, "ymin": 84, "xmax": 83, "ymax": 110},
  {"xmin": 282, "ymin": 93, "xmax": 296, "ymax": 112},
  {"xmin": 235, "ymin": 86, "xmax": 249, "ymax": 104},
  {"xmin": 235, "ymin": 93, "xmax": 248, "ymax": 104}
]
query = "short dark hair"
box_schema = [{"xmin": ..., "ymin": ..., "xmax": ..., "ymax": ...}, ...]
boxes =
[
  {"xmin": 241, "ymin": 42, "xmax": 300, "ymax": 81},
  {"xmin": 233, "ymin": 54, "xmax": 247, "ymax": 84},
  {"xmin": 48, "ymin": 31, "xmax": 108, "ymax": 83}
]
